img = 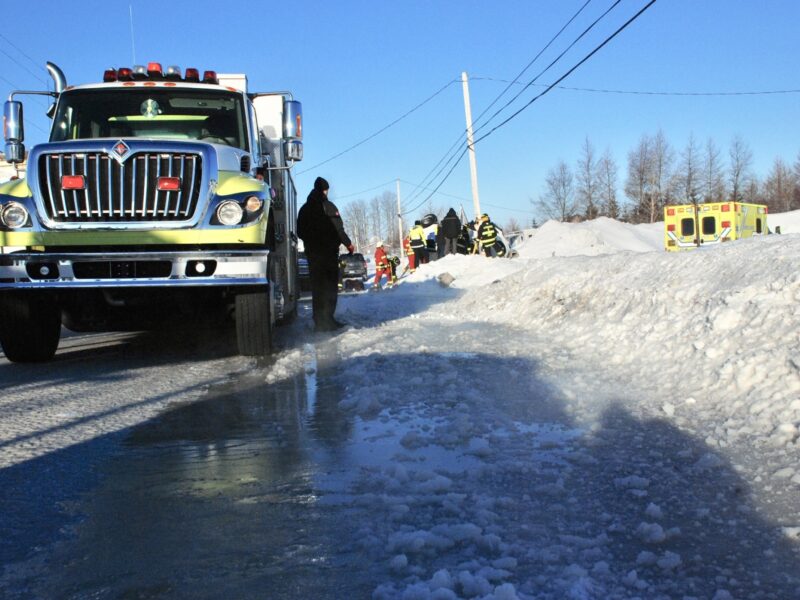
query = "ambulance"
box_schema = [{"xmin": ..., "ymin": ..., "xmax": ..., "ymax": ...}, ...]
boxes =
[{"xmin": 664, "ymin": 202, "xmax": 768, "ymax": 251}]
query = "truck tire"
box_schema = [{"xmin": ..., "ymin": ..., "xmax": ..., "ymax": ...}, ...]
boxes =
[
  {"xmin": 235, "ymin": 286, "xmax": 273, "ymax": 356},
  {"xmin": 0, "ymin": 291, "xmax": 62, "ymax": 362}
]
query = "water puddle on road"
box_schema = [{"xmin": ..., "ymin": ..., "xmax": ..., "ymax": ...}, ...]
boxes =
[{"xmin": 16, "ymin": 341, "xmax": 475, "ymax": 599}]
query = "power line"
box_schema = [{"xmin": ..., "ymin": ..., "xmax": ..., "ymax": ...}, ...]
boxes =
[
  {"xmin": 471, "ymin": 0, "xmax": 622, "ymax": 139},
  {"xmin": 297, "ymin": 78, "xmax": 459, "ymax": 175},
  {"xmin": 474, "ymin": 0, "xmax": 658, "ymax": 145},
  {"xmin": 0, "ymin": 42, "xmax": 48, "ymax": 86},
  {"xmin": 0, "ymin": 33, "xmax": 46, "ymax": 75},
  {"xmin": 334, "ymin": 179, "xmax": 396, "ymax": 201},
  {"xmin": 470, "ymin": 0, "xmax": 595, "ymax": 132},
  {"xmin": 402, "ymin": 0, "xmax": 597, "ymax": 211},
  {"xmin": 405, "ymin": 0, "xmax": 623, "ymax": 215},
  {"xmin": 472, "ymin": 76, "xmax": 800, "ymax": 96},
  {"xmin": 413, "ymin": 0, "xmax": 658, "ymax": 214},
  {"xmin": 399, "ymin": 179, "xmax": 536, "ymax": 216}
]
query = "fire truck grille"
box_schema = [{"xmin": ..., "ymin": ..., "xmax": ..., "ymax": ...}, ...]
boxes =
[{"xmin": 37, "ymin": 152, "xmax": 203, "ymax": 223}]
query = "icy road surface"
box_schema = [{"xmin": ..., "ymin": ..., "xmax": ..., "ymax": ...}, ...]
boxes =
[{"xmin": 2, "ymin": 218, "xmax": 800, "ymax": 599}]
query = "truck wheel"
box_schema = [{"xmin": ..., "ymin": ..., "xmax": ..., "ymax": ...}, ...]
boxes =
[
  {"xmin": 0, "ymin": 292, "xmax": 62, "ymax": 362},
  {"xmin": 235, "ymin": 286, "xmax": 273, "ymax": 356}
]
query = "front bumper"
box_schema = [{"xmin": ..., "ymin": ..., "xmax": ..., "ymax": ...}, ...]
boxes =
[{"xmin": 0, "ymin": 250, "xmax": 268, "ymax": 289}]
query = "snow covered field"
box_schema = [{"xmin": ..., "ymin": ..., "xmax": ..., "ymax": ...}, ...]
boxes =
[
  {"xmin": 2, "ymin": 212, "xmax": 799, "ymax": 598},
  {"xmin": 277, "ymin": 211, "xmax": 800, "ymax": 598}
]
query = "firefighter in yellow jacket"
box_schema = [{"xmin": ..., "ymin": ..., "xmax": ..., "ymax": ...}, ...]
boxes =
[
  {"xmin": 477, "ymin": 214, "xmax": 498, "ymax": 257},
  {"xmin": 409, "ymin": 221, "xmax": 428, "ymax": 265}
]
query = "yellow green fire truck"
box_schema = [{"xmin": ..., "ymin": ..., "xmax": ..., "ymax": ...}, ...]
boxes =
[
  {"xmin": 664, "ymin": 201, "xmax": 768, "ymax": 251},
  {"xmin": 0, "ymin": 62, "xmax": 303, "ymax": 361}
]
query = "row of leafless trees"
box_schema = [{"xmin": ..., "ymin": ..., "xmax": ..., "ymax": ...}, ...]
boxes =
[
  {"xmin": 534, "ymin": 132, "xmax": 800, "ymax": 224},
  {"xmin": 340, "ymin": 191, "xmax": 402, "ymax": 253}
]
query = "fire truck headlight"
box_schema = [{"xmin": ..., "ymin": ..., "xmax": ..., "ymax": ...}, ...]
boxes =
[
  {"xmin": 216, "ymin": 201, "xmax": 244, "ymax": 226},
  {"xmin": 244, "ymin": 196, "xmax": 263, "ymax": 212},
  {"xmin": 1, "ymin": 202, "xmax": 29, "ymax": 229}
]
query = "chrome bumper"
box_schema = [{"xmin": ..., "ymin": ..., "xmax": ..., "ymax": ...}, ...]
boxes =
[{"xmin": 0, "ymin": 250, "xmax": 269, "ymax": 289}]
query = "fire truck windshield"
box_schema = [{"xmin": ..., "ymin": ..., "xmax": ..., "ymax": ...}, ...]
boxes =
[{"xmin": 50, "ymin": 88, "xmax": 248, "ymax": 150}]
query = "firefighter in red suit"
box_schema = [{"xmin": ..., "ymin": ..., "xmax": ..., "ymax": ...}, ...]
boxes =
[
  {"xmin": 373, "ymin": 241, "xmax": 393, "ymax": 290},
  {"xmin": 403, "ymin": 235, "xmax": 416, "ymax": 274}
]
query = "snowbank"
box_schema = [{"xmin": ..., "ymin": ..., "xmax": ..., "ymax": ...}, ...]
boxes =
[{"xmin": 329, "ymin": 214, "xmax": 800, "ymax": 598}]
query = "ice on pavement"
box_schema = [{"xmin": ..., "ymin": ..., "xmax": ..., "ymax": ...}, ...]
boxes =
[{"xmin": 302, "ymin": 211, "xmax": 800, "ymax": 598}]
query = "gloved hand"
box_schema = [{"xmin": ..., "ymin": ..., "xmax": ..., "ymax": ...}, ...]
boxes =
[{"xmin": 347, "ymin": 244, "xmax": 355, "ymax": 254}]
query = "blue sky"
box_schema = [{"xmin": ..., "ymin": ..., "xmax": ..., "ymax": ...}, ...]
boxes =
[{"xmin": 2, "ymin": 0, "xmax": 799, "ymax": 228}]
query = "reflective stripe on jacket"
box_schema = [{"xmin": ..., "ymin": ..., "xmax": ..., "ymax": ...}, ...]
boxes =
[
  {"xmin": 409, "ymin": 226, "xmax": 426, "ymax": 249},
  {"xmin": 478, "ymin": 221, "xmax": 497, "ymax": 245}
]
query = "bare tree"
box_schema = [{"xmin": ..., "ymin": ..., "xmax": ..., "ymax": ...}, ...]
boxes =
[
  {"xmin": 535, "ymin": 160, "xmax": 576, "ymax": 222},
  {"xmin": 674, "ymin": 134, "xmax": 702, "ymax": 204},
  {"xmin": 763, "ymin": 157, "xmax": 795, "ymax": 213},
  {"xmin": 596, "ymin": 148, "xmax": 620, "ymax": 219},
  {"xmin": 624, "ymin": 134, "xmax": 651, "ymax": 223},
  {"xmin": 379, "ymin": 191, "xmax": 400, "ymax": 253},
  {"xmin": 648, "ymin": 130, "xmax": 674, "ymax": 221},
  {"xmin": 743, "ymin": 177, "xmax": 761, "ymax": 203},
  {"xmin": 342, "ymin": 199, "xmax": 369, "ymax": 251},
  {"xmin": 505, "ymin": 216, "xmax": 523, "ymax": 232},
  {"xmin": 575, "ymin": 137, "xmax": 599, "ymax": 220},
  {"xmin": 728, "ymin": 135, "xmax": 753, "ymax": 202},
  {"xmin": 793, "ymin": 151, "xmax": 800, "ymax": 210},
  {"xmin": 701, "ymin": 137, "xmax": 726, "ymax": 203}
]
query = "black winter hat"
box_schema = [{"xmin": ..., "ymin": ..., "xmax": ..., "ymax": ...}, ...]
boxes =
[{"xmin": 314, "ymin": 177, "xmax": 330, "ymax": 192}]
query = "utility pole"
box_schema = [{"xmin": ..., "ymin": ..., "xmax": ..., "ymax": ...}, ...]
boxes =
[
  {"xmin": 461, "ymin": 71, "xmax": 481, "ymax": 220},
  {"xmin": 396, "ymin": 178, "xmax": 404, "ymax": 252}
]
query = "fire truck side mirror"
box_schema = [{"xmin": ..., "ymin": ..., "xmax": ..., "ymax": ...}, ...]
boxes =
[
  {"xmin": 4, "ymin": 100, "xmax": 26, "ymax": 164},
  {"xmin": 284, "ymin": 140, "xmax": 303, "ymax": 162},
  {"xmin": 283, "ymin": 100, "xmax": 302, "ymax": 140}
]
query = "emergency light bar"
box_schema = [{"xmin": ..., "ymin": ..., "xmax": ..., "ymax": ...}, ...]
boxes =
[{"xmin": 102, "ymin": 64, "xmax": 218, "ymax": 85}]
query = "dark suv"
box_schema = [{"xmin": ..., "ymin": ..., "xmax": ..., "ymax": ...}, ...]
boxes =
[{"xmin": 339, "ymin": 253, "xmax": 368, "ymax": 281}]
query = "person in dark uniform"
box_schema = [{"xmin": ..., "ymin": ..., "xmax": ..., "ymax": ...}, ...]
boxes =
[
  {"xmin": 440, "ymin": 207, "xmax": 461, "ymax": 255},
  {"xmin": 297, "ymin": 177, "xmax": 354, "ymax": 332}
]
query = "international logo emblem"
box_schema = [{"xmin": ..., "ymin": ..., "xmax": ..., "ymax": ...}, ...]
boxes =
[{"xmin": 110, "ymin": 140, "xmax": 131, "ymax": 163}]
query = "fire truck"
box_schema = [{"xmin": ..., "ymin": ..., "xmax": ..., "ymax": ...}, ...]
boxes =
[
  {"xmin": 0, "ymin": 62, "xmax": 303, "ymax": 361},
  {"xmin": 663, "ymin": 201, "xmax": 768, "ymax": 251}
]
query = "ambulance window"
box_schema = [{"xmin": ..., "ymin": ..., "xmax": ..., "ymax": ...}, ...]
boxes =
[
  {"xmin": 756, "ymin": 218, "xmax": 762, "ymax": 234},
  {"xmin": 681, "ymin": 218, "xmax": 694, "ymax": 236},
  {"xmin": 702, "ymin": 216, "xmax": 716, "ymax": 235}
]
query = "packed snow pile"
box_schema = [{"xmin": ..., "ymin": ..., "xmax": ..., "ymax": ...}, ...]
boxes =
[
  {"xmin": 515, "ymin": 217, "xmax": 662, "ymax": 258},
  {"xmin": 769, "ymin": 208, "xmax": 800, "ymax": 234},
  {"xmin": 328, "ymin": 212, "xmax": 800, "ymax": 599}
]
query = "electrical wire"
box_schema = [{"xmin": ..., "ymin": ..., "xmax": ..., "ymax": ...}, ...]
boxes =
[
  {"xmin": 296, "ymin": 78, "xmax": 459, "ymax": 176},
  {"xmin": 0, "ymin": 43, "xmax": 48, "ymax": 86},
  {"xmin": 471, "ymin": 0, "xmax": 622, "ymax": 139},
  {"xmin": 474, "ymin": 0, "xmax": 658, "ymax": 145},
  {"xmin": 0, "ymin": 33, "xmax": 47, "ymax": 75},
  {"xmin": 404, "ymin": 0, "xmax": 620, "ymax": 214},
  {"xmin": 333, "ymin": 179, "xmax": 397, "ymax": 201},
  {"xmin": 401, "ymin": 0, "xmax": 594, "ymax": 210},
  {"xmin": 471, "ymin": 76, "xmax": 800, "ymax": 96},
  {"xmin": 410, "ymin": 0, "xmax": 658, "ymax": 214}
]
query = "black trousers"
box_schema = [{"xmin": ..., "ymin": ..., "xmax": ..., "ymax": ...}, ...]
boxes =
[
  {"xmin": 412, "ymin": 247, "xmax": 427, "ymax": 265},
  {"xmin": 307, "ymin": 251, "xmax": 339, "ymax": 327}
]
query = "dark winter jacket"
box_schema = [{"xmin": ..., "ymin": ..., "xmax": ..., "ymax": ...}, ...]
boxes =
[
  {"xmin": 297, "ymin": 189, "xmax": 352, "ymax": 256},
  {"xmin": 440, "ymin": 208, "xmax": 461, "ymax": 239}
]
